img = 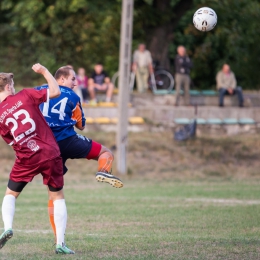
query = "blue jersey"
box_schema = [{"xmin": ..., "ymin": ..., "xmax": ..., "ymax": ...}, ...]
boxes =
[{"xmin": 36, "ymin": 85, "xmax": 86, "ymax": 142}]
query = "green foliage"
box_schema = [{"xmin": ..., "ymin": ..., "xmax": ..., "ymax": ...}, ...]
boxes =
[
  {"xmin": 0, "ymin": 0, "xmax": 260, "ymax": 89},
  {"xmin": 171, "ymin": 0, "xmax": 260, "ymax": 89},
  {"xmin": 0, "ymin": 0, "xmax": 121, "ymax": 85}
]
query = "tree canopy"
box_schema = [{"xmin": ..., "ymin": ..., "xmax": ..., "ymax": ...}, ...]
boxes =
[{"xmin": 0, "ymin": 0, "xmax": 260, "ymax": 89}]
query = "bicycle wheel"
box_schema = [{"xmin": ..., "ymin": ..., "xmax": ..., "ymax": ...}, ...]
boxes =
[
  {"xmin": 111, "ymin": 71, "xmax": 135, "ymax": 91},
  {"xmin": 153, "ymin": 70, "xmax": 174, "ymax": 91}
]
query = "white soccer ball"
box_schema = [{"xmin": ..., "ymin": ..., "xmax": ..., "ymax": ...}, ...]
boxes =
[{"xmin": 193, "ymin": 7, "xmax": 217, "ymax": 32}]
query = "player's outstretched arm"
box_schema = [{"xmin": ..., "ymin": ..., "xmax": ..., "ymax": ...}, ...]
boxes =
[{"xmin": 32, "ymin": 63, "xmax": 61, "ymax": 99}]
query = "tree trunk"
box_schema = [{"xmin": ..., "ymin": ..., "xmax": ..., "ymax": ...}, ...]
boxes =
[
  {"xmin": 148, "ymin": 24, "xmax": 173, "ymax": 70},
  {"xmin": 147, "ymin": 0, "xmax": 193, "ymax": 70}
]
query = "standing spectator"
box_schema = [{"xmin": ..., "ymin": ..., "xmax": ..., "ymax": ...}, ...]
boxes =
[
  {"xmin": 77, "ymin": 67, "xmax": 89, "ymax": 103},
  {"xmin": 88, "ymin": 64, "xmax": 114, "ymax": 104},
  {"xmin": 174, "ymin": 46, "xmax": 192, "ymax": 106},
  {"xmin": 216, "ymin": 64, "xmax": 244, "ymax": 107},
  {"xmin": 132, "ymin": 43, "xmax": 153, "ymax": 93}
]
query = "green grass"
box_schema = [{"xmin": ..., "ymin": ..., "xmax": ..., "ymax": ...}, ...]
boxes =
[
  {"xmin": 1, "ymin": 132, "xmax": 260, "ymax": 259},
  {"xmin": 0, "ymin": 178, "xmax": 260, "ymax": 259}
]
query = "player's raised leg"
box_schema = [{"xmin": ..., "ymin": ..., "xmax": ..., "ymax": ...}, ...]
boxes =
[{"xmin": 94, "ymin": 145, "xmax": 123, "ymax": 188}]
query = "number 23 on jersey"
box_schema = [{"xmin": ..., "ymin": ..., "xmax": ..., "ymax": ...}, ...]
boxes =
[{"xmin": 5, "ymin": 109, "xmax": 36, "ymax": 143}]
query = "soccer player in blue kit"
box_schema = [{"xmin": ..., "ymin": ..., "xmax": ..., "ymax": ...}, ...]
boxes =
[{"xmin": 36, "ymin": 66, "xmax": 123, "ymax": 240}]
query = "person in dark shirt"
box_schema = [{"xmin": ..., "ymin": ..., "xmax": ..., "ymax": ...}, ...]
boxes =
[
  {"xmin": 88, "ymin": 64, "xmax": 114, "ymax": 104},
  {"xmin": 174, "ymin": 46, "xmax": 192, "ymax": 106}
]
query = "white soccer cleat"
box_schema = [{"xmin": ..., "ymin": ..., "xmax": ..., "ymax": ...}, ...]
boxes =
[{"xmin": 96, "ymin": 172, "xmax": 123, "ymax": 188}]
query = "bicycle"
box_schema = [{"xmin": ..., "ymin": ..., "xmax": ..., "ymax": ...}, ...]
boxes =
[
  {"xmin": 149, "ymin": 68, "xmax": 174, "ymax": 92},
  {"xmin": 111, "ymin": 71, "xmax": 136, "ymax": 92},
  {"xmin": 111, "ymin": 63, "xmax": 174, "ymax": 93}
]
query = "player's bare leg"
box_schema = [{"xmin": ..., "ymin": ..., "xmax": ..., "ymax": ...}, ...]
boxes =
[{"xmin": 95, "ymin": 146, "xmax": 123, "ymax": 188}]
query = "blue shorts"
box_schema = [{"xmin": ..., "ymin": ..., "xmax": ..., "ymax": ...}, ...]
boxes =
[{"xmin": 58, "ymin": 134, "xmax": 101, "ymax": 174}]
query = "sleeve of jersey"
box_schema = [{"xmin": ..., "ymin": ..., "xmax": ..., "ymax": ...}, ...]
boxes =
[
  {"xmin": 71, "ymin": 102, "xmax": 86, "ymax": 128},
  {"xmin": 26, "ymin": 88, "xmax": 49, "ymax": 105},
  {"xmin": 0, "ymin": 125, "xmax": 14, "ymax": 146}
]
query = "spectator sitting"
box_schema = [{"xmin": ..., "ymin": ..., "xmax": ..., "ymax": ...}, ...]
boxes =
[
  {"xmin": 76, "ymin": 67, "xmax": 89, "ymax": 103},
  {"xmin": 88, "ymin": 63, "xmax": 114, "ymax": 104},
  {"xmin": 216, "ymin": 64, "xmax": 244, "ymax": 107}
]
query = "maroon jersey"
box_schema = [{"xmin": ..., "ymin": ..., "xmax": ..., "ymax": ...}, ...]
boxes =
[{"xmin": 0, "ymin": 88, "xmax": 60, "ymax": 165}]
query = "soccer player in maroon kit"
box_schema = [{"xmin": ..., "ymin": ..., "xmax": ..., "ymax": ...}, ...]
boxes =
[{"xmin": 0, "ymin": 64, "xmax": 74, "ymax": 254}]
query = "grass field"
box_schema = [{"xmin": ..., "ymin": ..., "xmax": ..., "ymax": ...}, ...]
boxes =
[{"xmin": 0, "ymin": 131, "xmax": 260, "ymax": 259}]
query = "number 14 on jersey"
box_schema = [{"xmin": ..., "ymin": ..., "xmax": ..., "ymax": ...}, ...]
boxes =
[{"xmin": 42, "ymin": 97, "xmax": 68, "ymax": 120}]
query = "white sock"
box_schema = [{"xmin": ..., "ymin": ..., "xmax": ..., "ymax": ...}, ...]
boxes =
[
  {"xmin": 2, "ymin": 195, "xmax": 16, "ymax": 231},
  {"xmin": 53, "ymin": 199, "xmax": 67, "ymax": 246}
]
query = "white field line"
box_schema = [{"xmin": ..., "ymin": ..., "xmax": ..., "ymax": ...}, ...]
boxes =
[
  {"xmin": 15, "ymin": 229, "xmax": 53, "ymax": 234},
  {"xmin": 0, "ymin": 229, "xmax": 144, "ymax": 237},
  {"xmin": 185, "ymin": 198, "xmax": 260, "ymax": 205}
]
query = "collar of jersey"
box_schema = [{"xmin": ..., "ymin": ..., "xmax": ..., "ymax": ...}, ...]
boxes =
[{"xmin": 59, "ymin": 85, "xmax": 73, "ymax": 91}]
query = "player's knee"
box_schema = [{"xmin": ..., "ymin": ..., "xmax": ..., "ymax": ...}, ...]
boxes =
[
  {"xmin": 109, "ymin": 151, "xmax": 114, "ymax": 160},
  {"xmin": 101, "ymin": 146, "xmax": 114, "ymax": 160},
  {"xmin": 48, "ymin": 187, "xmax": 64, "ymax": 201}
]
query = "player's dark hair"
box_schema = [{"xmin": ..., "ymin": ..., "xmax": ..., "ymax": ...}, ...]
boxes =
[
  {"xmin": 0, "ymin": 73, "xmax": 14, "ymax": 91},
  {"xmin": 54, "ymin": 66, "xmax": 73, "ymax": 80}
]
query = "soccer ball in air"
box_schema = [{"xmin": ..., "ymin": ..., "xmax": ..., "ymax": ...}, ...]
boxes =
[{"xmin": 193, "ymin": 7, "xmax": 217, "ymax": 32}]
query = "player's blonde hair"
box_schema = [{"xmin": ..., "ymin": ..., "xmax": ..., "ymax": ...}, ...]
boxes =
[
  {"xmin": 0, "ymin": 73, "xmax": 14, "ymax": 92},
  {"xmin": 54, "ymin": 66, "xmax": 74, "ymax": 80}
]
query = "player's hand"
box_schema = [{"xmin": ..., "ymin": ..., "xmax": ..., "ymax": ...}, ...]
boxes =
[{"xmin": 32, "ymin": 63, "xmax": 47, "ymax": 75}]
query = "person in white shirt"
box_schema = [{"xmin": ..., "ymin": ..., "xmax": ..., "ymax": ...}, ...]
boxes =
[{"xmin": 132, "ymin": 44, "xmax": 154, "ymax": 93}]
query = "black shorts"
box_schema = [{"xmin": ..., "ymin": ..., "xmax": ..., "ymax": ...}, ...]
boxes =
[{"xmin": 58, "ymin": 134, "xmax": 101, "ymax": 174}]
